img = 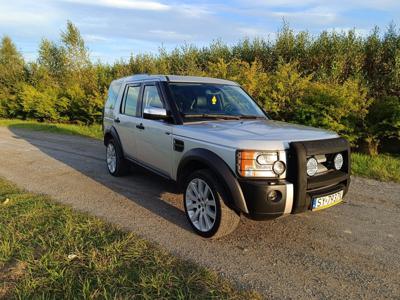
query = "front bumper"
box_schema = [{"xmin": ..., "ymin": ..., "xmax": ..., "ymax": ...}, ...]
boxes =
[
  {"xmin": 239, "ymin": 179, "xmax": 293, "ymax": 220},
  {"xmin": 238, "ymin": 137, "xmax": 351, "ymax": 220}
]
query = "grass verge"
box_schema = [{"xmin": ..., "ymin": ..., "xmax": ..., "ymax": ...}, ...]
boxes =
[
  {"xmin": 0, "ymin": 119, "xmax": 102, "ymax": 139},
  {"xmin": 0, "ymin": 178, "xmax": 260, "ymax": 299},
  {"xmin": 351, "ymin": 152, "xmax": 400, "ymax": 183},
  {"xmin": 1, "ymin": 118, "xmax": 399, "ymax": 183}
]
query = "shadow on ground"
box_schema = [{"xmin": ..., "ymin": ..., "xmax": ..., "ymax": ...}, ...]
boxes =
[{"xmin": 9, "ymin": 126, "xmax": 194, "ymax": 234}]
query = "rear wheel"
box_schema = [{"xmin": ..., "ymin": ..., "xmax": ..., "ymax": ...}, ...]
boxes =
[
  {"xmin": 183, "ymin": 169, "xmax": 240, "ymax": 239},
  {"xmin": 105, "ymin": 138, "xmax": 129, "ymax": 176}
]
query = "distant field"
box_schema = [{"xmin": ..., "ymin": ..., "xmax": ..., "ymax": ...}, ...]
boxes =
[
  {"xmin": 0, "ymin": 178, "xmax": 259, "ymax": 299},
  {"xmin": 1, "ymin": 119, "xmax": 399, "ymax": 183}
]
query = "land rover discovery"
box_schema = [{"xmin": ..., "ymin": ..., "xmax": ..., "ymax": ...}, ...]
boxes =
[{"xmin": 103, "ymin": 74, "xmax": 351, "ymax": 238}]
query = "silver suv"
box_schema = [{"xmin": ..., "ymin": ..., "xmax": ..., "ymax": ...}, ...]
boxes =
[{"xmin": 103, "ymin": 74, "xmax": 351, "ymax": 238}]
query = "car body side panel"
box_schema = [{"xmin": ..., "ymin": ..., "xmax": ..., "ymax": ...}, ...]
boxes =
[
  {"xmin": 135, "ymin": 119, "xmax": 174, "ymax": 177},
  {"xmin": 103, "ymin": 80, "xmax": 125, "ymax": 135}
]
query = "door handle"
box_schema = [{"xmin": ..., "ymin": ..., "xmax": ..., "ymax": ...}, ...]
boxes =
[
  {"xmin": 136, "ymin": 123, "xmax": 145, "ymax": 130},
  {"xmin": 114, "ymin": 118, "xmax": 120, "ymax": 123}
]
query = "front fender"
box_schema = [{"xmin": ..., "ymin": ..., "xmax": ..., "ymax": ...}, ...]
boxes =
[{"xmin": 177, "ymin": 148, "xmax": 248, "ymax": 214}]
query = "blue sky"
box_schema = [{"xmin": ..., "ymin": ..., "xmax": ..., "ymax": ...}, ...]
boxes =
[{"xmin": 1, "ymin": 0, "xmax": 399, "ymax": 63}]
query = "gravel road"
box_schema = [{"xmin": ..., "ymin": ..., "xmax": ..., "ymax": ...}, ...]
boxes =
[{"xmin": 0, "ymin": 127, "xmax": 399, "ymax": 299}]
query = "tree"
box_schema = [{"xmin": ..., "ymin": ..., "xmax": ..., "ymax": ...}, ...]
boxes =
[
  {"xmin": 362, "ymin": 96, "xmax": 400, "ymax": 155},
  {"xmin": 61, "ymin": 21, "xmax": 90, "ymax": 75},
  {"xmin": 0, "ymin": 36, "xmax": 25, "ymax": 117},
  {"xmin": 38, "ymin": 38, "xmax": 67, "ymax": 84},
  {"xmin": 59, "ymin": 21, "xmax": 102, "ymax": 124},
  {"xmin": 264, "ymin": 60, "xmax": 311, "ymax": 120}
]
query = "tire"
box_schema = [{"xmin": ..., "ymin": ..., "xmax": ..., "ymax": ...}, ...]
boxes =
[
  {"xmin": 105, "ymin": 138, "xmax": 129, "ymax": 176},
  {"xmin": 183, "ymin": 169, "xmax": 240, "ymax": 239}
]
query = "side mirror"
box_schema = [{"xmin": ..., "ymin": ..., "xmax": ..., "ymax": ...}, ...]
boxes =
[{"xmin": 143, "ymin": 106, "xmax": 169, "ymax": 120}]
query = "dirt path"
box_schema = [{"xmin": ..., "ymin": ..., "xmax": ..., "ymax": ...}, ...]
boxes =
[{"xmin": 1, "ymin": 127, "xmax": 399, "ymax": 299}]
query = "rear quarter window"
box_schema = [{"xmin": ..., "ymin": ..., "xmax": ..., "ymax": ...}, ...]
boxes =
[{"xmin": 105, "ymin": 81, "xmax": 122, "ymax": 109}]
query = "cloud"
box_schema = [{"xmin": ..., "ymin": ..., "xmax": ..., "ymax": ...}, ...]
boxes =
[
  {"xmin": 247, "ymin": 0, "xmax": 318, "ymax": 7},
  {"xmin": 149, "ymin": 30, "xmax": 192, "ymax": 40},
  {"xmin": 0, "ymin": 0, "xmax": 61, "ymax": 39},
  {"xmin": 82, "ymin": 34, "xmax": 109, "ymax": 42},
  {"xmin": 175, "ymin": 4, "xmax": 213, "ymax": 18},
  {"xmin": 325, "ymin": 27, "xmax": 371, "ymax": 36},
  {"xmin": 237, "ymin": 27, "xmax": 275, "ymax": 38},
  {"xmin": 63, "ymin": 0, "xmax": 170, "ymax": 11},
  {"xmin": 242, "ymin": 0, "xmax": 400, "ymax": 10},
  {"xmin": 271, "ymin": 6, "xmax": 338, "ymax": 25}
]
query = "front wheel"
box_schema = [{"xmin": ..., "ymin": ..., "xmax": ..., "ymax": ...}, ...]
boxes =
[{"xmin": 183, "ymin": 169, "xmax": 240, "ymax": 239}]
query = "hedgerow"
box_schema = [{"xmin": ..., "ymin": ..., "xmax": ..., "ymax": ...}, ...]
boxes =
[{"xmin": 0, "ymin": 22, "xmax": 399, "ymax": 154}]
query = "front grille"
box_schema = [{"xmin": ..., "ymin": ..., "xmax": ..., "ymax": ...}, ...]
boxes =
[{"xmin": 287, "ymin": 138, "xmax": 351, "ymax": 213}]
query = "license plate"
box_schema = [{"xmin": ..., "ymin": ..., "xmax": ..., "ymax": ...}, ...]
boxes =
[{"xmin": 312, "ymin": 190, "xmax": 343, "ymax": 211}]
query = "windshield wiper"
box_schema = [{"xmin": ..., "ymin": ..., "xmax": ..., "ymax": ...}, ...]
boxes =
[
  {"xmin": 237, "ymin": 115, "xmax": 265, "ymax": 119},
  {"xmin": 181, "ymin": 113, "xmax": 265, "ymax": 120},
  {"xmin": 181, "ymin": 113, "xmax": 241, "ymax": 120}
]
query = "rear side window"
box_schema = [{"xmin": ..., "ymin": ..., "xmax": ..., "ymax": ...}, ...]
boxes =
[
  {"xmin": 123, "ymin": 86, "xmax": 141, "ymax": 116},
  {"xmin": 105, "ymin": 81, "xmax": 122, "ymax": 109}
]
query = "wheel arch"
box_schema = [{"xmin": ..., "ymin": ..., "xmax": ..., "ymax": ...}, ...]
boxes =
[
  {"xmin": 104, "ymin": 126, "xmax": 124, "ymax": 158},
  {"xmin": 177, "ymin": 148, "xmax": 248, "ymax": 214}
]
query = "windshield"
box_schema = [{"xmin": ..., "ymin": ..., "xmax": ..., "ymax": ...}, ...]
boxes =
[{"xmin": 168, "ymin": 83, "xmax": 266, "ymax": 120}]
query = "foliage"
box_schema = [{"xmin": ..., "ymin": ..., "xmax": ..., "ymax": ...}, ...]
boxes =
[
  {"xmin": 0, "ymin": 36, "xmax": 25, "ymax": 118},
  {"xmin": 362, "ymin": 95, "xmax": 400, "ymax": 155},
  {"xmin": 19, "ymin": 84, "xmax": 62, "ymax": 120},
  {"xmin": 294, "ymin": 78, "xmax": 371, "ymax": 143},
  {"xmin": 0, "ymin": 21, "xmax": 399, "ymax": 153}
]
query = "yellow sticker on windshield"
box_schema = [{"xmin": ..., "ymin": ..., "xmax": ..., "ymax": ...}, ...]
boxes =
[{"xmin": 211, "ymin": 95, "xmax": 217, "ymax": 105}]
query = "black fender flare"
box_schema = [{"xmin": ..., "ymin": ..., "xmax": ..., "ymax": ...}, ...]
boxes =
[
  {"xmin": 103, "ymin": 126, "xmax": 124, "ymax": 158},
  {"xmin": 177, "ymin": 148, "xmax": 249, "ymax": 214}
]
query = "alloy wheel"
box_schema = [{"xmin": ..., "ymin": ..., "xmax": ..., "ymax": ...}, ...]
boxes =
[
  {"xmin": 185, "ymin": 178, "xmax": 217, "ymax": 232},
  {"xmin": 106, "ymin": 143, "xmax": 117, "ymax": 173}
]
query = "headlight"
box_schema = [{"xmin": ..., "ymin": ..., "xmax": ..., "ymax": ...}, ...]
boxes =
[
  {"xmin": 334, "ymin": 153, "xmax": 343, "ymax": 170},
  {"xmin": 237, "ymin": 151, "xmax": 285, "ymax": 177},
  {"xmin": 306, "ymin": 157, "xmax": 318, "ymax": 176}
]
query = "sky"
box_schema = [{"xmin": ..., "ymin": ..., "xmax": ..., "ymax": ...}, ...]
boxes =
[{"xmin": 0, "ymin": 0, "xmax": 399, "ymax": 63}]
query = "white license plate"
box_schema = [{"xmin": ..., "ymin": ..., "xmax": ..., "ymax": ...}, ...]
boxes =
[{"xmin": 312, "ymin": 190, "xmax": 343, "ymax": 211}]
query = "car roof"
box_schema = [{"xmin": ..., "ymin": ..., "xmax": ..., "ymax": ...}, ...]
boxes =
[{"xmin": 113, "ymin": 74, "xmax": 239, "ymax": 86}]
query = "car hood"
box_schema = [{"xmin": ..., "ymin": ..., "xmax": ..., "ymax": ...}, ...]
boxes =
[{"xmin": 173, "ymin": 119, "xmax": 339, "ymax": 150}]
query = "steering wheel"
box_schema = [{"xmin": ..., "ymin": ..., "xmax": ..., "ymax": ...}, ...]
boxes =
[{"xmin": 224, "ymin": 103, "xmax": 239, "ymax": 115}]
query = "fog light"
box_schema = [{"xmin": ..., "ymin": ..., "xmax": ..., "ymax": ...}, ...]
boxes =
[
  {"xmin": 267, "ymin": 190, "xmax": 281, "ymax": 202},
  {"xmin": 334, "ymin": 153, "xmax": 343, "ymax": 170},
  {"xmin": 273, "ymin": 161, "xmax": 286, "ymax": 175},
  {"xmin": 306, "ymin": 157, "xmax": 318, "ymax": 176}
]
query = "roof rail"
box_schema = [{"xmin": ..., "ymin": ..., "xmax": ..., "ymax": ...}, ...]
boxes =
[{"xmin": 119, "ymin": 74, "xmax": 238, "ymax": 85}]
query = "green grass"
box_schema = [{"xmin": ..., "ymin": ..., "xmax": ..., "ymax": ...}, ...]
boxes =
[
  {"xmin": 0, "ymin": 119, "xmax": 103, "ymax": 139},
  {"xmin": 0, "ymin": 178, "xmax": 260, "ymax": 299},
  {"xmin": 0, "ymin": 118, "xmax": 399, "ymax": 183},
  {"xmin": 351, "ymin": 152, "xmax": 400, "ymax": 183}
]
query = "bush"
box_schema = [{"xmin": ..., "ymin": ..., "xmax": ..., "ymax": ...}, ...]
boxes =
[
  {"xmin": 294, "ymin": 79, "xmax": 371, "ymax": 144},
  {"xmin": 362, "ymin": 95, "xmax": 400, "ymax": 155},
  {"xmin": 20, "ymin": 84, "xmax": 65, "ymax": 121}
]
